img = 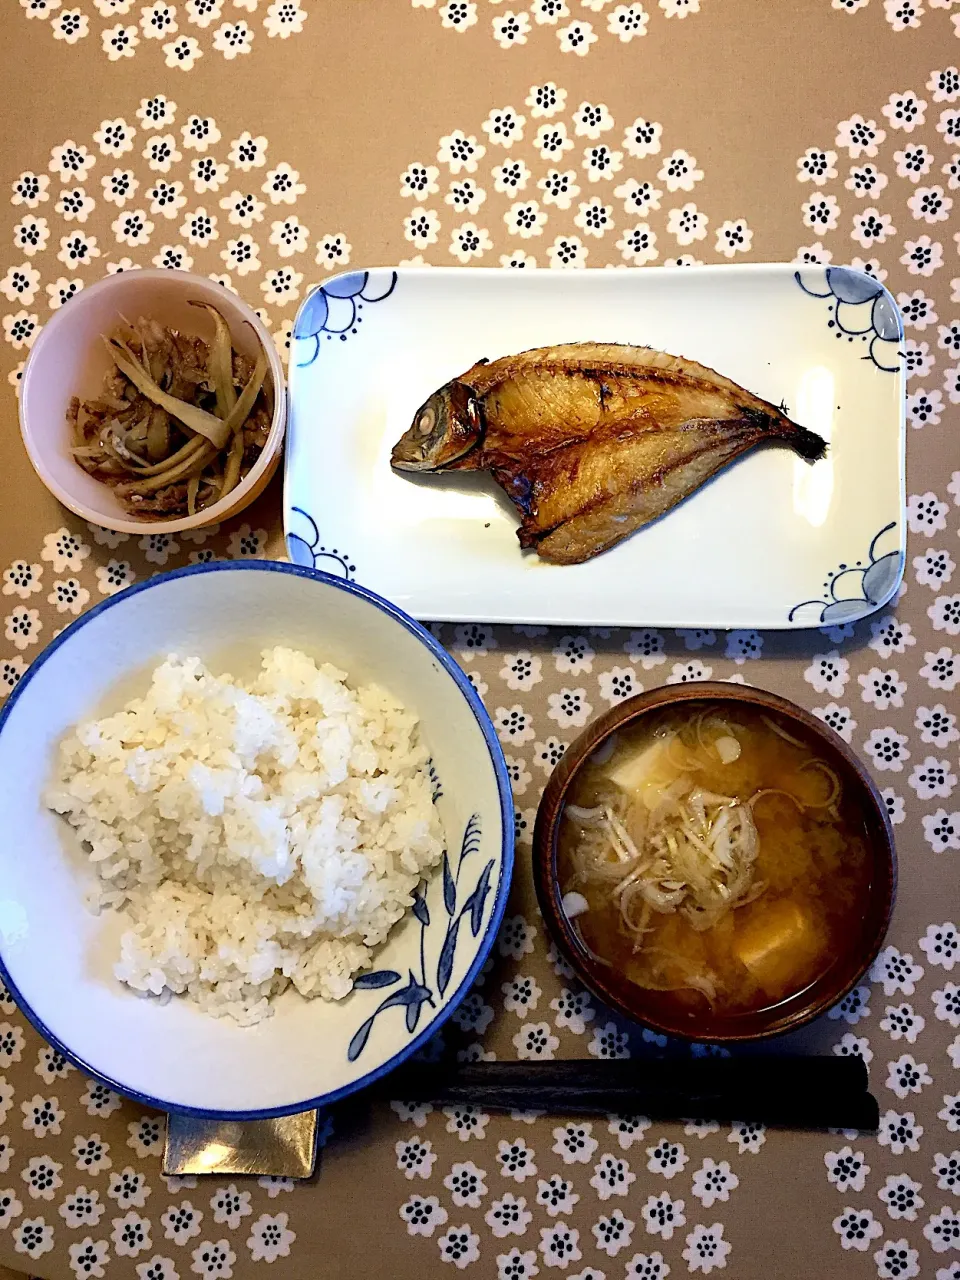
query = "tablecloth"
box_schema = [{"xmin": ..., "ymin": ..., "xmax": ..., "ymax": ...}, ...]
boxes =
[{"xmin": 1, "ymin": 2, "xmax": 959, "ymax": 1277}]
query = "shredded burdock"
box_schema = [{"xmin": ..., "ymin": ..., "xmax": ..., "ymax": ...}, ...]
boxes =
[{"xmin": 68, "ymin": 303, "xmax": 272, "ymax": 520}]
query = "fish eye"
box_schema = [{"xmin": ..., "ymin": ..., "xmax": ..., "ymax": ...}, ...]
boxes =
[{"xmin": 417, "ymin": 407, "xmax": 436, "ymax": 436}]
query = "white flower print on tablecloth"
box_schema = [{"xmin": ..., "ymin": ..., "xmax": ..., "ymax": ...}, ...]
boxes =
[
  {"xmin": 0, "ymin": 263, "xmax": 42, "ymax": 307},
  {"xmin": 885, "ymin": 1052, "xmax": 933, "ymax": 1099},
  {"xmin": 135, "ymin": 1257, "xmax": 182, "ymax": 1280},
  {"xmin": 922, "ymin": 808, "xmax": 960, "ymax": 852},
  {"xmin": 0, "ymin": 29, "xmax": 959, "ymax": 1280},
  {"xmin": 21, "ymin": 1155, "xmax": 62, "ymax": 1202},
  {"xmin": 589, "ymin": 1152, "xmax": 635, "ymax": 1201},
  {"xmin": 587, "ymin": 1021, "xmax": 630, "ymax": 1060},
  {"xmin": 400, "ymin": 1193, "xmax": 449, "ymax": 1238},
  {"xmin": 13, "ymin": 1214, "xmax": 55, "ymax": 1260},
  {"xmin": 640, "ymin": 1190, "xmax": 685, "ymax": 1240},
  {"xmin": 933, "ymin": 1152, "xmax": 960, "ymax": 1196},
  {"xmin": 0, "ymin": 1184, "xmax": 23, "ymax": 1231},
  {"xmin": 680, "ymin": 1222, "xmax": 731, "ymax": 1273},
  {"xmin": 444, "ymin": 1160, "xmax": 488, "ymax": 1209},
  {"xmin": 3, "ymin": 96, "xmax": 326, "ymax": 438},
  {"xmin": 391, "ymin": 1100, "xmax": 435, "ymax": 1129},
  {"xmin": 79, "ymin": 1080, "xmax": 122, "ymax": 1119},
  {"xmin": 246, "ymin": 1212, "xmax": 295, "ymax": 1262},
  {"xmin": 414, "ymin": 0, "xmax": 705, "ymax": 52},
  {"xmin": 403, "ymin": 86, "xmax": 771, "ymax": 270},
  {"xmin": 924, "ymin": 1206, "xmax": 960, "ymax": 1254},
  {"xmin": 189, "ymin": 1238, "xmax": 236, "ymax": 1277},
  {"xmin": 445, "ymin": 1107, "xmax": 490, "ymax": 1143},
  {"xmin": 880, "ymin": 1002, "xmax": 926, "ymax": 1043},
  {"xmin": 209, "ymin": 1183, "xmax": 252, "ymax": 1230},
  {"xmin": 452, "ymin": 992, "xmax": 495, "ymax": 1036},
  {"xmin": 727, "ymin": 1121, "xmax": 766, "ymax": 1155},
  {"xmin": 833, "ymin": 1206, "xmax": 885, "ymax": 1252},
  {"xmin": 21, "ymin": 1095, "xmax": 65, "ymax": 1139},
  {"xmin": 589, "ymin": 1206, "xmax": 634, "ymax": 1257},
  {"xmin": 551, "ymin": 987, "xmax": 595, "ymax": 1035},
  {"xmin": 67, "ymin": 1235, "xmax": 110, "ymax": 1277},
  {"xmin": 498, "ymin": 1137, "xmax": 538, "ymax": 1181},
  {"xmin": 436, "ymin": 1221, "xmax": 481, "ymax": 1268},
  {"xmin": 160, "ymin": 1200, "xmax": 203, "ymax": 1243},
  {"xmin": 690, "ymin": 1159, "xmax": 739, "ymax": 1208},
  {"xmin": 107, "ymin": 1167, "xmax": 151, "ymax": 1209},
  {"xmin": 538, "ymin": 1219, "xmax": 581, "ymax": 1268},
  {"xmin": 919, "ymin": 921, "xmax": 960, "ymax": 969},
  {"xmin": 535, "ymin": 1174, "xmax": 579, "ymax": 1219},
  {"xmin": 59, "ymin": 1186, "xmax": 104, "ymax": 1230},
  {"xmin": 645, "ymin": 1137, "xmax": 688, "ymax": 1179},
  {"xmin": 683, "ymin": 1118, "xmax": 719, "ymax": 1139},
  {"xmin": 879, "ymin": 1172, "xmax": 925, "ymax": 1221},
  {"xmin": 503, "ymin": 975, "xmax": 542, "ymax": 1017},
  {"xmin": 551, "ymin": 1124, "xmax": 597, "ymax": 1167},
  {"xmin": 19, "ymin": 0, "xmax": 308, "ymax": 61},
  {"xmin": 486, "ymin": 1192, "xmax": 533, "ymax": 1239},
  {"xmin": 71, "ymin": 1134, "xmax": 112, "ymax": 1177},
  {"xmin": 111, "ymin": 1210, "xmax": 151, "ymax": 1257}
]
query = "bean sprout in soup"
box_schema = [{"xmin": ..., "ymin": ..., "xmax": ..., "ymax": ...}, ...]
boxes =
[{"xmin": 559, "ymin": 703, "xmax": 872, "ymax": 1018}]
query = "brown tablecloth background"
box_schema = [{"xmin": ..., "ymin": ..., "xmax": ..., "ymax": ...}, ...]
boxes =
[{"xmin": 1, "ymin": 2, "xmax": 958, "ymax": 1277}]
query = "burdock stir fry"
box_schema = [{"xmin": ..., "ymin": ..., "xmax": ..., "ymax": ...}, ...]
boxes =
[{"xmin": 68, "ymin": 303, "xmax": 272, "ymax": 519}]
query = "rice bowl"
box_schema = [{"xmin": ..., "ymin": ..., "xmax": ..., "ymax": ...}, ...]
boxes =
[{"xmin": 0, "ymin": 562, "xmax": 513, "ymax": 1117}]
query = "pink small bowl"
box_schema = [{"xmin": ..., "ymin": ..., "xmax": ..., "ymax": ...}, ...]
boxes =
[{"xmin": 18, "ymin": 269, "xmax": 286, "ymax": 535}]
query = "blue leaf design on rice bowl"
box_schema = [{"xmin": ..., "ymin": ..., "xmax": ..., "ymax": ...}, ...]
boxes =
[
  {"xmin": 411, "ymin": 888, "xmax": 430, "ymax": 928},
  {"xmin": 442, "ymin": 852, "xmax": 456, "ymax": 917},
  {"xmin": 795, "ymin": 266, "xmax": 904, "ymax": 373},
  {"xmin": 347, "ymin": 812, "xmax": 488, "ymax": 1062},
  {"xmin": 427, "ymin": 759, "xmax": 443, "ymax": 803},
  {"xmin": 788, "ymin": 522, "xmax": 904, "ymax": 624},
  {"xmin": 352, "ymin": 970, "xmax": 401, "ymax": 990}
]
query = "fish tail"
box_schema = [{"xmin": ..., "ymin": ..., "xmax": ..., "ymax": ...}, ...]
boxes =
[
  {"xmin": 791, "ymin": 424, "xmax": 828, "ymax": 461},
  {"xmin": 742, "ymin": 405, "xmax": 827, "ymax": 462}
]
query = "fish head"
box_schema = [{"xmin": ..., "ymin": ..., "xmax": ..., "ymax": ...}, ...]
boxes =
[{"xmin": 391, "ymin": 380, "xmax": 483, "ymax": 471}]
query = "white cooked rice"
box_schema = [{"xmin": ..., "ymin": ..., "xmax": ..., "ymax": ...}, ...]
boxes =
[{"xmin": 47, "ymin": 647, "xmax": 444, "ymax": 1025}]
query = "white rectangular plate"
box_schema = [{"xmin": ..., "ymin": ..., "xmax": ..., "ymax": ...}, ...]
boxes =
[{"xmin": 284, "ymin": 264, "xmax": 905, "ymax": 629}]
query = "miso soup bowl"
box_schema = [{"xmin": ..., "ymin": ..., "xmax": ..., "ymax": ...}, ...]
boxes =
[{"xmin": 532, "ymin": 683, "xmax": 897, "ymax": 1044}]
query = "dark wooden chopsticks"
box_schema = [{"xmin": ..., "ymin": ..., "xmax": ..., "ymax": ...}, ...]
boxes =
[{"xmin": 379, "ymin": 1055, "xmax": 878, "ymax": 1132}]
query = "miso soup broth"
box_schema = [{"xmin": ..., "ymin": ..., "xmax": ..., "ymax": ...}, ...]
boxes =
[{"xmin": 559, "ymin": 702, "xmax": 873, "ymax": 1018}]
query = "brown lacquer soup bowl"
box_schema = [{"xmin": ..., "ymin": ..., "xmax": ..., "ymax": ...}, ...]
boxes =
[{"xmin": 532, "ymin": 683, "xmax": 897, "ymax": 1044}]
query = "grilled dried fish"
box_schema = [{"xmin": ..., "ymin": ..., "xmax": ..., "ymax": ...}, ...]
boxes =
[{"xmin": 391, "ymin": 343, "xmax": 827, "ymax": 565}]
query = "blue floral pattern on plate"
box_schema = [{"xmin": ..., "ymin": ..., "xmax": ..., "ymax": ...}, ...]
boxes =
[
  {"xmin": 788, "ymin": 522, "xmax": 904, "ymax": 624},
  {"xmin": 286, "ymin": 506, "xmax": 355, "ymax": 580},
  {"xmin": 293, "ymin": 270, "xmax": 397, "ymax": 367},
  {"xmin": 795, "ymin": 266, "xmax": 903, "ymax": 372},
  {"xmin": 347, "ymin": 813, "xmax": 492, "ymax": 1062}
]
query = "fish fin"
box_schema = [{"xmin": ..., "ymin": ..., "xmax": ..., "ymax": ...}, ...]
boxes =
[{"xmin": 525, "ymin": 438, "xmax": 754, "ymax": 564}]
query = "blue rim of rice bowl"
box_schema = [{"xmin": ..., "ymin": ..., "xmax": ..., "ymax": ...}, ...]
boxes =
[{"xmin": 0, "ymin": 559, "xmax": 515, "ymax": 1119}]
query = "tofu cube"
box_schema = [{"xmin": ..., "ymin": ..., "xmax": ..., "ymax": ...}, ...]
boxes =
[
  {"xmin": 607, "ymin": 738, "xmax": 675, "ymax": 810},
  {"xmin": 734, "ymin": 900, "xmax": 816, "ymax": 995}
]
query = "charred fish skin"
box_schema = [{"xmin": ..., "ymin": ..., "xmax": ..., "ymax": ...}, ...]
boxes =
[{"xmin": 391, "ymin": 343, "xmax": 827, "ymax": 564}]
